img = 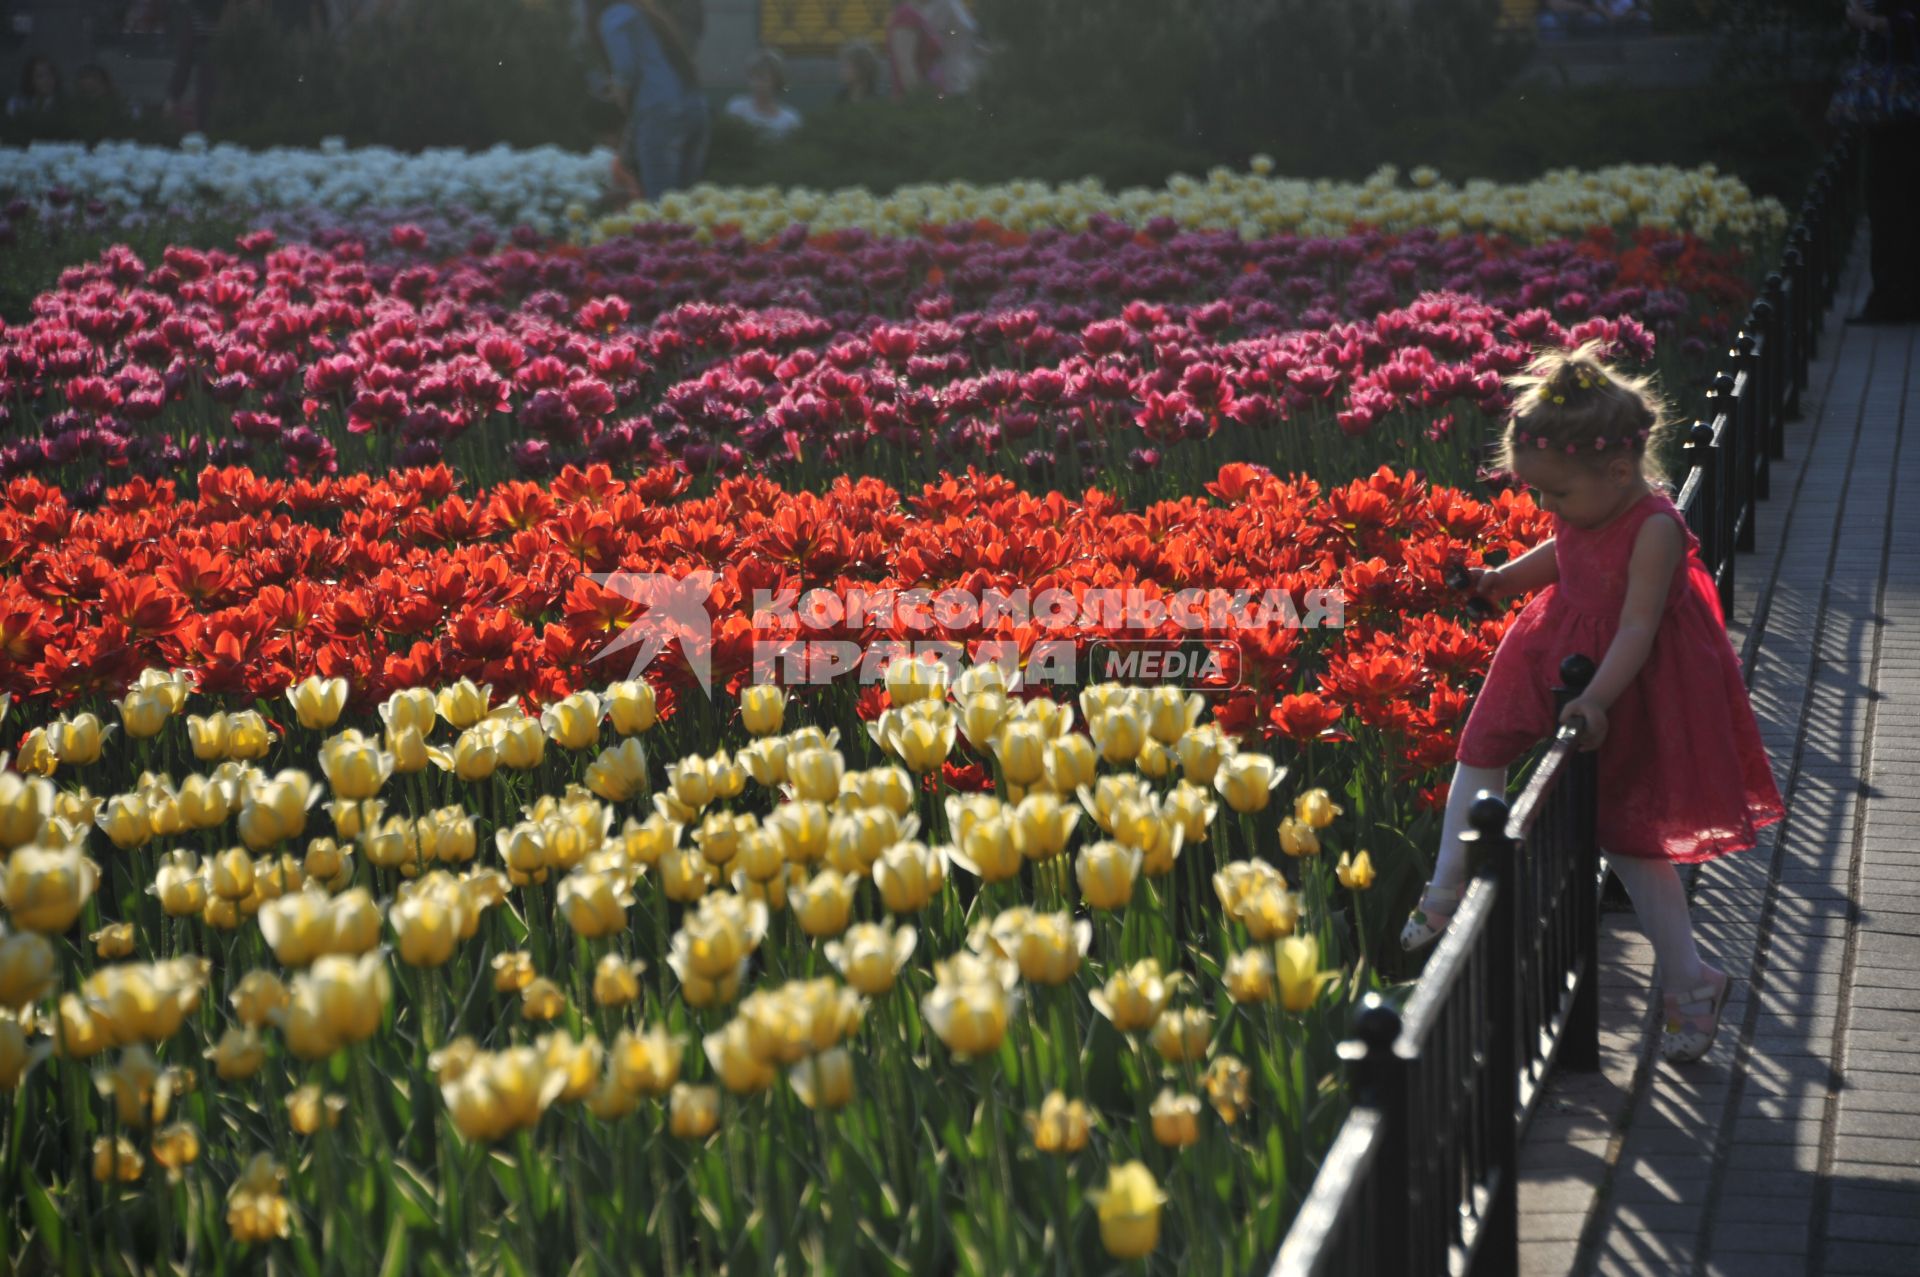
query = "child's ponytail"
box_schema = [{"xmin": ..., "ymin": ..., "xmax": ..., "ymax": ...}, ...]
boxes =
[{"xmin": 1499, "ymin": 342, "xmax": 1676, "ymax": 485}]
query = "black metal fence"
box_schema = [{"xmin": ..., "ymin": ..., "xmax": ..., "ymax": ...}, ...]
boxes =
[{"xmin": 1271, "ymin": 137, "xmax": 1861, "ymax": 1277}]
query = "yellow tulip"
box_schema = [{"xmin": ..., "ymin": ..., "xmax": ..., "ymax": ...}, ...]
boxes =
[
  {"xmin": 1296, "ymin": 787, "xmax": 1343, "ymax": 830},
  {"xmin": 391, "ymin": 893, "xmax": 463, "ymax": 967},
  {"xmin": 0, "ymin": 930, "xmax": 55, "ymax": 1009},
  {"xmin": 1011, "ymin": 912, "xmax": 1090, "ymax": 986},
  {"xmin": 1026, "ymin": 1091, "xmax": 1092, "ymax": 1154},
  {"xmin": 326, "ymin": 888, "xmax": 382, "ymax": 955},
  {"xmin": 1214, "ymin": 752, "xmax": 1285, "ymax": 814},
  {"xmin": 2, "ymin": 843, "xmax": 99, "ymax": 933},
  {"xmin": 1234, "ymin": 881, "xmax": 1300, "ymax": 942},
  {"xmin": 1089, "ymin": 1161, "xmax": 1167, "ymax": 1260},
  {"xmin": 286, "ymin": 1084, "xmax": 347, "ymax": 1135},
  {"xmin": 0, "ymin": 771, "xmax": 54, "ymax": 848},
  {"xmin": 226, "ymin": 1154, "xmax": 292, "ymax": 1242},
  {"xmin": 584, "ymin": 737, "xmax": 648, "ymax": 802},
  {"xmin": 655, "ymin": 847, "xmax": 709, "ymax": 903},
  {"xmin": 286, "ymin": 676, "xmax": 349, "ymax": 730},
  {"xmin": 90, "ymin": 922, "xmax": 135, "ymax": 960},
  {"xmin": 957, "ymin": 690, "xmax": 1010, "ymax": 752},
  {"xmin": 1010, "ymin": 791, "xmax": 1079, "ymax": 862},
  {"xmin": 175, "ymin": 773, "xmax": 236, "ymax": 829},
  {"xmin": 922, "ymin": 959, "xmax": 1018, "ymax": 1059},
  {"xmin": 540, "ymin": 692, "xmax": 604, "ymax": 751},
  {"xmin": 540, "ymin": 1030, "xmax": 604, "ymax": 1104},
  {"xmin": 49, "ymin": 713, "xmax": 111, "ymax": 766},
  {"xmin": 739, "ymin": 684, "xmax": 787, "ymax": 736},
  {"xmin": 992, "ymin": 719, "xmax": 1048, "ymax": 787},
  {"xmin": 1090, "ymin": 959, "xmax": 1170, "ymax": 1033},
  {"xmin": 520, "ymin": 977, "xmax": 568, "ymax": 1023},
  {"xmin": 384, "ymin": 725, "xmax": 434, "ymax": 775},
  {"xmin": 767, "ymin": 799, "xmax": 830, "ymax": 864},
  {"xmin": 873, "ymin": 840, "xmax": 945, "ymax": 914},
  {"xmin": 557, "ymin": 871, "xmax": 632, "ymax": 939},
  {"xmin": 1337, "ymin": 849, "xmax": 1376, "ymax": 891},
  {"xmin": 593, "ymin": 955, "xmax": 645, "ymax": 1009},
  {"xmin": 1278, "ymin": 817, "xmax": 1320, "ymax": 858},
  {"xmin": 1075, "ymin": 840, "xmax": 1142, "ymax": 911},
  {"xmin": 1223, "ymin": 948, "xmax": 1276, "ymax": 1004},
  {"xmin": 785, "ymin": 746, "xmax": 845, "ymax": 803},
  {"xmin": 14, "ymin": 727, "xmax": 55, "ymax": 776},
  {"xmin": 610, "ymin": 1025, "xmax": 681, "ymax": 1095},
  {"xmin": 94, "ymin": 1046, "xmax": 172, "ymax": 1127},
  {"xmin": 445, "ymin": 725, "xmax": 500, "ymax": 782},
  {"xmin": 703, "ymin": 1020, "xmax": 776, "ymax": 1095},
  {"xmin": 116, "ymin": 687, "xmax": 173, "ymax": 740},
  {"xmin": 492, "ymin": 950, "xmax": 536, "ymax": 993},
  {"xmin": 1275, "ymin": 935, "xmax": 1340, "ymax": 1012},
  {"xmin": 605, "ymin": 680, "xmax": 658, "ymax": 735},
  {"xmin": 210, "ymin": 846, "xmax": 255, "ymax": 901},
  {"xmin": 790, "ymin": 868, "xmax": 858, "ymax": 938},
  {"xmin": 379, "ymin": 687, "xmax": 437, "ymax": 737},
  {"xmin": 949, "ymin": 810, "xmax": 1021, "ymax": 884},
  {"xmin": 152, "ymin": 851, "xmax": 208, "ymax": 917},
  {"xmin": 435, "ymin": 678, "xmax": 495, "ymax": 731},
  {"xmin": 1149, "ymin": 1007, "xmax": 1213, "ymax": 1065},
  {"xmin": 92, "ymin": 1135, "xmax": 144, "ymax": 1183},
  {"xmin": 1203, "ymin": 1054, "xmax": 1252, "ymax": 1124},
  {"xmin": 1149, "ymin": 1088, "xmax": 1202, "ymax": 1148},
  {"xmin": 1174, "ymin": 724, "xmax": 1236, "ymax": 785},
  {"xmin": 1143, "ymin": 687, "xmax": 1204, "ymax": 744},
  {"xmin": 824, "ymin": 922, "xmax": 917, "ymax": 996},
  {"xmin": 789, "ymin": 1046, "xmax": 854, "ymax": 1110},
  {"xmin": 1042, "ymin": 733, "xmax": 1098, "ymax": 793},
  {"xmin": 883, "ymin": 654, "xmax": 948, "ymax": 706},
  {"xmin": 206, "ymin": 1027, "xmax": 267, "ymax": 1081},
  {"xmin": 318, "ymin": 733, "xmax": 394, "ymax": 800},
  {"xmin": 229, "ymin": 970, "xmax": 289, "ymax": 1029},
  {"xmin": 225, "ymin": 710, "xmax": 274, "ymax": 760},
  {"xmin": 1088, "ymin": 705, "xmax": 1148, "ymax": 765},
  {"xmin": 668, "ymin": 1082, "xmax": 719, "ymax": 1139}
]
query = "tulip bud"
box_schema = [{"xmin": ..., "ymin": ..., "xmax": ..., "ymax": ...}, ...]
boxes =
[
  {"xmin": 1214, "ymin": 752, "xmax": 1285, "ymax": 814},
  {"xmin": 391, "ymin": 893, "xmax": 463, "ymax": 967},
  {"xmin": 540, "ymin": 692, "xmax": 604, "ymax": 752},
  {"xmin": 118, "ymin": 687, "xmax": 174, "ymax": 740},
  {"xmin": 1149, "ymin": 1088, "xmax": 1202, "ymax": 1148},
  {"xmin": 1277, "ymin": 817, "xmax": 1320, "ymax": 858},
  {"xmin": 380, "ymin": 688, "xmax": 438, "ymax": 737},
  {"xmin": 206, "ymin": 1027, "xmax": 267, "ymax": 1081},
  {"xmin": 435, "ymin": 679, "xmax": 495, "ymax": 731},
  {"xmin": 824, "ymin": 922, "xmax": 916, "ymax": 996},
  {"xmin": 50, "ymin": 713, "xmax": 111, "ymax": 767},
  {"xmin": 92, "ymin": 1135, "xmax": 144, "ymax": 1183},
  {"xmin": 593, "ymin": 954, "xmax": 645, "ymax": 1009},
  {"xmin": 790, "ymin": 869, "xmax": 858, "ymax": 938},
  {"xmin": 1336, "ymin": 849, "xmax": 1376, "ymax": 891},
  {"xmin": 287, "ymin": 677, "xmax": 350, "ymax": 730},
  {"xmin": 1075, "ymin": 840, "xmax": 1143, "ymax": 911},
  {"xmin": 1025, "ymin": 1091, "xmax": 1092, "ymax": 1154},
  {"xmin": 1090, "ymin": 959, "xmax": 1169, "ymax": 1033},
  {"xmin": 1296, "ymin": 787, "xmax": 1343, "ymax": 830},
  {"xmin": 606, "ymin": 681, "xmax": 657, "ymax": 735},
  {"xmin": 786, "ymin": 747, "xmax": 844, "ymax": 804},
  {"xmin": 1089, "ymin": 1162, "xmax": 1167, "ymax": 1260},
  {"xmin": 1223, "ymin": 948, "xmax": 1275, "ymax": 1004},
  {"xmin": 668, "ymin": 1083, "xmax": 719, "ymax": 1139},
  {"xmin": 1203, "ymin": 1055, "xmax": 1252, "ymax": 1125},
  {"xmin": 1149, "ymin": 1007, "xmax": 1213, "ymax": 1065},
  {"xmin": 0, "ymin": 772, "xmax": 55, "ymax": 849},
  {"xmin": 225, "ymin": 710, "xmax": 275, "ymax": 761},
  {"xmin": 286, "ymin": 1084, "xmax": 347, "ymax": 1135},
  {"xmin": 789, "ymin": 1046, "xmax": 854, "ymax": 1111},
  {"xmin": 739, "ymin": 684, "xmax": 787, "ymax": 737},
  {"xmin": 557, "ymin": 871, "xmax": 632, "ymax": 939},
  {"xmin": 3, "ymin": 843, "xmax": 100, "ymax": 933}
]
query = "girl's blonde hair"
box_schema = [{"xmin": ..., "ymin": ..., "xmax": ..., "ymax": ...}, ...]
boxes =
[{"xmin": 1498, "ymin": 342, "xmax": 1674, "ymax": 482}]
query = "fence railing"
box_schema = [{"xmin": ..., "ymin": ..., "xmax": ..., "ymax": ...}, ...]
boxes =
[{"xmin": 1271, "ymin": 136, "xmax": 1860, "ymax": 1277}]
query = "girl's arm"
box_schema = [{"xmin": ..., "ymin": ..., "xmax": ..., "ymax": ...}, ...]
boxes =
[
  {"xmin": 1558, "ymin": 515, "xmax": 1684, "ymax": 749},
  {"xmin": 1482, "ymin": 538, "xmax": 1558, "ymax": 598}
]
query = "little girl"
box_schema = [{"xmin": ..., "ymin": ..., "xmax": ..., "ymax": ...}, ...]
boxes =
[{"xmin": 1401, "ymin": 343, "xmax": 1786, "ymax": 1065}]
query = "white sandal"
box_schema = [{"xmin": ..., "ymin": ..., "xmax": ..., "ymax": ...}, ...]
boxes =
[
  {"xmin": 1399, "ymin": 883, "xmax": 1466, "ymax": 953},
  {"xmin": 1661, "ymin": 967, "xmax": 1731, "ymax": 1064}
]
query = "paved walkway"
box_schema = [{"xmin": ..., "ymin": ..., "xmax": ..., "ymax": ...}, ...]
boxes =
[{"xmin": 1516, "ymin": 240, "xmax": 1920, "ymax": 1276}]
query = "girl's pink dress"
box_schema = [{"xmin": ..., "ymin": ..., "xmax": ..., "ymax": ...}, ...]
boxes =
[{"xmin": 1456, "ymin": 488, "xmax": 1785, "ymax": 863}]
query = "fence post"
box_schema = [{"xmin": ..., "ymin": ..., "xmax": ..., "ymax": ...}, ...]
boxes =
[
  {"xmin": 1340, "ymin": 995, "xmax": 1407, "ymax": 1275},
  {"xmin": 1555, "ymin": 654, "xmax": 1601, "ymax": 1072},
  {"xmin": 1736, "ymin": 330, "xmax": 1766, "ymax": 509},
  {"xmin": 1756, "ymin": 277, "xmax": 1784, "ymax": 443},
  {"xmin": 1461, "ymin": 794, "xmax": 1519, "ymax": 1277}
]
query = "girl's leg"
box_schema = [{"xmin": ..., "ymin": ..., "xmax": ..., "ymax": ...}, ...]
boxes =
[
  {"xmin": 1429, "ymin": 761, "xmax": 1508, "ymax": 893},
  {"xmin": 1401, "ymin": 761, "xmax": 1505, "ymax": 950},
  {"xmin": 1603, "ymin": 853, "xmax": 1707, "ymax": 991}
]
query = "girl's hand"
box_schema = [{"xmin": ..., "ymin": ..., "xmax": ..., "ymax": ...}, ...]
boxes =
[
  {"xmin": 1472, "ymin": 567, "xmax": 1505, "ymax": 601},
  {"xmin": 1560, "ymin": 697, "xmax": 1608, "ymax": 751}
]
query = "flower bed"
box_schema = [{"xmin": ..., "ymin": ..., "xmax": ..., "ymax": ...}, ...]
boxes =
[
  {"xmin": 0, "ymin": 137, "xmax": 614, "ymax": 234},
  {"xmin": 1, "ymin": 220, "xmax": 1746, "ymax": 492},
  {"xmin": 597, "ymin": 161, "xmax": 1788, "ymax": 247},
  {"xmin": 0, "ymin": 449, "xmax": 1546, "ymax": 1272}
]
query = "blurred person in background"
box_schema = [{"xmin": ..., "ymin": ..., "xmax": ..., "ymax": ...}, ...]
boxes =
[
  {"xmin": 1841, "ymin": 0, "xmax": 1920, "ymax": 323},
  {"xmin": 927, "ymin": 0, "xmax": 983, "ymax": 94},
  {"xmin": 165, "ymin": 0, "xmax": 225, "ymax": 129},
  {"xmin": 886, "ymin": 0, "xmax": 945, "ymax": 99},
  {"xmin": 592, "ymin": 0, "xmax": 708, "ymax": 197},
  {"xmin": 6, "ymin": 53, "xmax": 61, "ymax": 120},
  {"xmin": 725, "ymin": 48, "xmax": 801, "ymax": 139},
  {"xmin": 835, "ymin": 38, "xmax": 882, "ymax": 104},
  {"xmin": 72, "ymin": 61, "xmax": 139, "ymax": 127}
]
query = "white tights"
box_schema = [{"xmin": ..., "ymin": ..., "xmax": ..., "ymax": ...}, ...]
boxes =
[{"xmin": 1427, "ymin": 761, "xmax": 1707, "ymax": 992}]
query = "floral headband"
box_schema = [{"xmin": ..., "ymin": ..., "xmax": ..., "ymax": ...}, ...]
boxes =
[{"xmin": 1514, "ymin": 426, "xmax": 1651, "ymax": 454}]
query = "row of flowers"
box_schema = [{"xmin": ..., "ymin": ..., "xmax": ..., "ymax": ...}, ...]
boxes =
[
  {"xmin": 0, "ymin": 647, "xmax": 1379, "ymax": 1271},
  {"xmin": 2, "ymin": 216, "xmax": 1729, "ymax": 490},
  {"xmin": 0, "ymin": 143, "xmax": 1784, "ymax": 251},
  {"xmin": 0, "ymin": 137, "xmax": 614, "ymax": 235},
  {"xmin": 594, "ymin": 161, "xmax": 1788, "ymax": 249}
]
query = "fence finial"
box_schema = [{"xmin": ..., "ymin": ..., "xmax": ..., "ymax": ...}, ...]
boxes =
[{"xmin": 1558, "ymin": 653, "xmax": 1596, "ymax": 697}]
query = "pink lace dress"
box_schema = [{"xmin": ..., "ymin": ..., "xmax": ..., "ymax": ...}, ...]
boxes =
[{"xmin": 1455, "ymin": 489, "xmax": 1785, "ymax": 862}]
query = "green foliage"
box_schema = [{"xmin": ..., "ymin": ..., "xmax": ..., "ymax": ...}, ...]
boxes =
[
  {"xmin": 970, "ymin": 0, "xmax": 1531, "ymax": 174},
  {"xmin": 205, "ymin": 0, "xmax": 611, "ymax": 152}
]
